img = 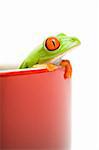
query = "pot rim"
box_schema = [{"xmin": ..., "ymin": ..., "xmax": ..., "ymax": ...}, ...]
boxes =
[{"xmin": 0, "ymin": 65, "xmax": 50, "ymax": 77}]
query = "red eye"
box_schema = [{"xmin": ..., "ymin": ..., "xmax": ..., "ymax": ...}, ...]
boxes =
[{"xmin": 45, "ymin": 37, "xmax": 60, "ymax": 51}]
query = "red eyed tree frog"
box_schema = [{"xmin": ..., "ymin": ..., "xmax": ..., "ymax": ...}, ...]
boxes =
[{"xmin": 19, "ymin": 33, "xmax": 80, "ymax": 78}]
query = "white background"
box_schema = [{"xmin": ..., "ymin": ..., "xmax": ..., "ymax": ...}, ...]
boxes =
[{"xmin": 0, "ymin": 0, "xmax": 98, "ymax": 150}]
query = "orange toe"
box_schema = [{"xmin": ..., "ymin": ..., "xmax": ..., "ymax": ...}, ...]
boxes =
[
  {"xmin": 60, "ymin": 60, "xmax": 72, "ymax": 79},
  {"xmin": 46, "ymin": 63, "xmax": 58, "ymax": 72}
]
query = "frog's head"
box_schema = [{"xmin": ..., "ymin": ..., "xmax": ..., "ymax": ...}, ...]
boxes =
[{"xmin": 39, "ymin": 33, "xmax": 80, "ymax": 63}]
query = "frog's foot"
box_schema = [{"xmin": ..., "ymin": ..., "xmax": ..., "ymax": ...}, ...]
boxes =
[
  {"xmin": 32, "ymin": 63, "xmax": 58, "ymax": 71},
  {"xmin": 46, "ymin": 63, "xmax": 58, "ymax": 71},
  {"xmin": 60, "ymin": 60, "xmax": 72, "ymax": 79}
]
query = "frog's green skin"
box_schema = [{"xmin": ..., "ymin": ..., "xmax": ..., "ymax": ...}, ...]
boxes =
[{"xmin": 19, "ymin": 33, "xmax": 80, "ymax": 69}]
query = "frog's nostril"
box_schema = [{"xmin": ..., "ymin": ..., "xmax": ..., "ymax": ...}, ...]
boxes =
[
  {"xmin": 71, "ymin": 37, "xmax": 81, "ymax": 44},
  {"xmin": 70, "ymin": 37, "xmax": 76, "ymax": 42},
  {"xmin": 45, "ymin": 37, "xmax": 60, "ymax": 51}
]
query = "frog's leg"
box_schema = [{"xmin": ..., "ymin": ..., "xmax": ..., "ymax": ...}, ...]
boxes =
[
  {"xmin": 18, "ymin": 61, "xmax": 29, "ymax": 69},
  {"xmin": 32, "ymin": 60, "xmax": 72, "ymax": 78},
  {"xmin": 32, "ymin": 63, "xmax": 58, "ymax": 71},
  {"xmin": 60, "ymin": 60, "xmax": 72, "ymax": 79}
]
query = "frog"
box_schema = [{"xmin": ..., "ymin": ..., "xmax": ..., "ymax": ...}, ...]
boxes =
[{"xmin": 19, "ymin": 33, "xmax": 80, "ymax": 78}]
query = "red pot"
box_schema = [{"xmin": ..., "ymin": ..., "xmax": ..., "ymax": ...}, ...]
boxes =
[{"xmin": 0, "ymin": 66, "xmax": 71, "ymax": 150}]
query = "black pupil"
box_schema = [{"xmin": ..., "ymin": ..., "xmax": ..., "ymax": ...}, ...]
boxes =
[{"xmin": 52, "ymin": 39, "xmax": 56, "ymax": 47}]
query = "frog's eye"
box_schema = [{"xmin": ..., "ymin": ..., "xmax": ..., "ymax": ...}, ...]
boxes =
[{"xmin": 45, "ymin": 37, "xmax": 60, "ymax": 51}]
